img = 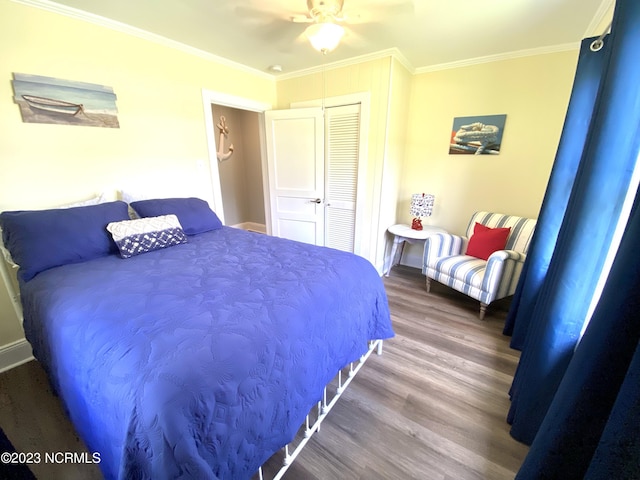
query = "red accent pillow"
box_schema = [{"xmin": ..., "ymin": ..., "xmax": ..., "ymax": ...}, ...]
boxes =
[{"xmin": 465, "ymin": 222, "xmax": 511, "ymax": 260}]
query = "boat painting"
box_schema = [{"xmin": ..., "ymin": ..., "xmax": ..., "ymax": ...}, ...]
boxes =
[
  {"xmin": 12, "ymin": 73, "xmax": 119, "ymax": 128},
  {"xmin": 21, "ymin": 94, "xmax": 84, "ymax": 116},
  {"xmin": 449, "ymin": 114, "xmax": 507, "ymax": 155}
]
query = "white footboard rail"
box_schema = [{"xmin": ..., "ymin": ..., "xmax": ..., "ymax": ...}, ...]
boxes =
[{"xmin": 257, "ymin": 339, "xmax": 384, "ymax": 480}]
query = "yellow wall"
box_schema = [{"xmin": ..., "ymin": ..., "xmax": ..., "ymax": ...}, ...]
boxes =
[
  {"xmin": 380, "ymin": 58, "xmax": 413, "ymax": 260},
  {"xmin": 401, "ymin": 51, "xmax": 579, "ymax": 237},
  {"xmin": 392, "ymin": 3, "xmax": 613, "ymax": 269},
  {"xmin": 0, "ymin": 1, "xmax": 275, "ymax": 347},
  {"xmin": 0, "ymin": 1, "xmax": 275, "ymax": 212},
  {"xmin": 0, "ymin": 0, "xmax": 587, "ymax": 357},
  {"xmin": 276, "ymin": 50, "xmax": 581, "ymax": 271}
]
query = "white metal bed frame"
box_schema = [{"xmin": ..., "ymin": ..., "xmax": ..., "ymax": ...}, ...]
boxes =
[
  {"xmin": 0, "ymin": 238, "xmax": 23, "ymax": 324},
  {"xmin": 257, "ymin": 338, "xmax": 384, "ymax": 480}
]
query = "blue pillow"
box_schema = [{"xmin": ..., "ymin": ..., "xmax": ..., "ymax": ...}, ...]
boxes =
[
  {"xmin": 130, "ymin": 198, "xmax": 222, "ymax": 235},
  {"xmin": 0, "ymin": 201, "xmax": 130, "ymax": 282}
]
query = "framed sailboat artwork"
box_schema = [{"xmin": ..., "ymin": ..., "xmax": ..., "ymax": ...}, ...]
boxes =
[{"xmin": 11, "ymin": 73, "xmax": 119, "ymax": 128}]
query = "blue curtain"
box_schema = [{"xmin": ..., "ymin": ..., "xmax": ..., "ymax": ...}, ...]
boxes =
[
  {"xmin": 504, "ymin": 0, "xmax": 640, "ymax": 447},
  {"xmin": 503, "ymin": 34, "xmax": 609, "ymax": 350},
  {"xmin": 516, "ymin": 182, "xmax": 640, "ymax": 479}
]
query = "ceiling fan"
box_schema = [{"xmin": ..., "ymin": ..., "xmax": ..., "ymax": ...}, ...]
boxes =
[
  {"xmin": 291, "ymin": 0, "xmax": 347, "ymax": 23},
  {"xmin": 290, "ymin": 0, "xmax": 349, "ymax": 53},
  {"xmin": 236, "ymin": 0, "xmax": 413, "ymax": 55},
  {"xmin": 289, "ymin": 0, "xmax": 416, "ymax": 53}
]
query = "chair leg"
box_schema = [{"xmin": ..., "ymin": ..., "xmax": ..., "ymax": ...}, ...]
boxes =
[
  {"xmin": 425, "ymin": 277, "xmax": 431, "ymax": 293},
  {"xmin": 479, "ymin": 303, "xmax": 488, "ymax": 320}
]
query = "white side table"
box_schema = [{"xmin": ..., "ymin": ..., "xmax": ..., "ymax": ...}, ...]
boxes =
[{"xmin": 384, "ymin": 224, "xmax": 447, "ymax": 276}]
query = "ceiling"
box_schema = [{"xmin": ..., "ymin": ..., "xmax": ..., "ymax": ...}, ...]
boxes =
[{"xmin": 41, "ymin": 0, "xmax": 613, "ymax": 76}]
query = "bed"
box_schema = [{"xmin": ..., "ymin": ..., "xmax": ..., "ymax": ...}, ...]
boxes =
[{"xmin": 0, "ymin": 198, "xmax": 394, "ymax": 479}]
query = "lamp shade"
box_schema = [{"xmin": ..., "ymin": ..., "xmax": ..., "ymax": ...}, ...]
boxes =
[
  {"xmin": 305, "ymin": 22, "xmax": 345, "ymax": 53},
  {"xmin": 410, "ymin": 193, "xmax": 434, "ymax": 218}
]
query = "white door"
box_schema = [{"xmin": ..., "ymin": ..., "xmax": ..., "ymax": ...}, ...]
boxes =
[{"xmin": 264, "ymin": 107, "xmax": 324, "ymax": 245}]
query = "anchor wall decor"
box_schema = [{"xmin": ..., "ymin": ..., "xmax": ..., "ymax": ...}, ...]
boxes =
[{"xmin": 216, "ymin": 115, "xmax": 234, "ymax": 162}]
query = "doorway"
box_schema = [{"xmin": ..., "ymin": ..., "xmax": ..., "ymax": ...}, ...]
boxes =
[
  {"xmin": 201, "ymin": 89, "xmax": 272, "ymax": 230},
  {"xmin": 210, "ymin": 104, "xmax": 266, "ymax": 233},
  {"xmin": 201, "ymin": 89, "xmax": 369, "ymax": 255}
]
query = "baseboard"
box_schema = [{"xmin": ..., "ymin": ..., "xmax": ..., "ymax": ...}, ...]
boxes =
[
  {"xmin": 402, "ymin": 246, "xmax": 424, "ymax": 269},
  {"xmin": 0, "ymin": 339, "xmax": 33, "ymax": 374},
  {"xmin": 231, "ymin": 222, "xmax": 267, "ymax": 234}
]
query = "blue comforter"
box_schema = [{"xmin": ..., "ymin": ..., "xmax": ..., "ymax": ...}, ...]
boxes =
[{"xmin": 20, "ymin": 227, "xmax": 393, "ymax": 479}]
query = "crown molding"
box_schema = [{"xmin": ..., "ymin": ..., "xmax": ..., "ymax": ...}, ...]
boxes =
[
  {"xmin": 12, "ymin": 0, "xmax": 604, "ymax": 81},
  {"xmin": 275, "ymin": 48, "xmax": 415, "ymax": 81},
  {"xmin": 584, "ymin": 0, "xmax": 615, "ymax": 38},
  {"xmin": 11, "ymin": 0, "xmax": 275, "ymax": 80},
  {"xmin": 414, "ymin": 42, "xmax": 579, "ymax": 74},
  {"xmin": 385, "ymin": 48, "xmax": 414, "ymax": 75},
  {"xmin": 13, "ymin": 0, "xmax": 415, "ymax": 81}
]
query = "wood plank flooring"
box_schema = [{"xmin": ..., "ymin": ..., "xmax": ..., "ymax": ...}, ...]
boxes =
[{"xmin": 0, "ymin": 265, "xmax": 528, "ymax": 479}]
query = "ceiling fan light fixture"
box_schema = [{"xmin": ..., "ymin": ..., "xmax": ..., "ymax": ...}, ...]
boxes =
[{"xmin": 304, "ymin": 21, "xmax": 345, "ymax": 53}]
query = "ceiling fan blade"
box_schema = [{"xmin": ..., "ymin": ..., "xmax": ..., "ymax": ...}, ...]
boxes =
[
  {"xmin": 234, "ymin": 0, "xmax": 310, "ymax": 24},
  {"xmin": 332, "ymin": 10, "xmax": 357, "ymax": 23},
  {"xmin": 291, "ymin": 14, "xmax": 313, "ymax": 23},
  {"xmin": 340, "ymin": 25, "xmax": 367, "ymax": 48},
  {"xmin": 341, "ymin": 0, "xmax": 415, "ymax": 25},
  {"xmin": 234, "ymin": 5, "xmax": 282, "ymax": 22},
  {"xmin": 293, "ymin": 31, "xmax": 310, "ymax": 44},
  {"xmin": 256, "ymin": 18, "xmax": 307, "ymax": 46},
  {"xmin": 271, "ymin": 30, "xmax": 312, "ymax": 55}
]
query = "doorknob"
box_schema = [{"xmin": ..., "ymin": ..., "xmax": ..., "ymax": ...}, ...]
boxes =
[{"xmin": 309, "ymin": 198, "xmax": 322, "ymax": 204}]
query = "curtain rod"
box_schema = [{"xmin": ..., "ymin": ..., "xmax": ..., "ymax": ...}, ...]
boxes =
[{"xmin": 591, "ymin": 21, "xmax": 612, "ymax": 52}]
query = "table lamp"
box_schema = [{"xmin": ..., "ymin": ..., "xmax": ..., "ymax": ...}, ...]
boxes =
[{"xmin": 409, "ymin": 193, "xmax": 434, "ymax": 230}]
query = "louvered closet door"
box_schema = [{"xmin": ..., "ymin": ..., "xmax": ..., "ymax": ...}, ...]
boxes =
[{"xmin": 324, "ymin": 104, "xmax": 360, "ymax": 253}]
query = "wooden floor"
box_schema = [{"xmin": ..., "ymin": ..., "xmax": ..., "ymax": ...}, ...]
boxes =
[{"xmin": 0, "ymin": 265, "xmax": 528, "ymax": 479}]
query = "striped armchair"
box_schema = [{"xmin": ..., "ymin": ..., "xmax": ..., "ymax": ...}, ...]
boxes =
[{"xmin": 422, "ymin": 211, "xmax": 536, "ymax": 319}]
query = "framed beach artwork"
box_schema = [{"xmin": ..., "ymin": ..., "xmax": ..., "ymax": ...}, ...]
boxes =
[
  {"xmin": 12, "ymin": 73, "xmax": 119, "ymax": 128},
  {"xmin": 449, "ymin": 114, "xmax": 507, "ymax": 155}
]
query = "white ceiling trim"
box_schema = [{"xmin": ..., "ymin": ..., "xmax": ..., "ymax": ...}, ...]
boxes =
[
  {"xmin": 11, "ymin": 0, "xmax": 274, "ymax": 80},
  {"xmin": 12, "ymin": 0, "xmax": 611, "ymax": 81},
  {"xmin": 275, "ymin": 48, "xmax": 415, "ymax": 81},
  {"xmin": 415, "ymin": 42, "xmax": 580, "ymax": 74},
  {"xmin": 584, "ymin": 0, "xmax": 616, "ymax": 38},
  {"xmin": 12, "ymin": 0, "xmax": 417, "ymax": 81}
]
